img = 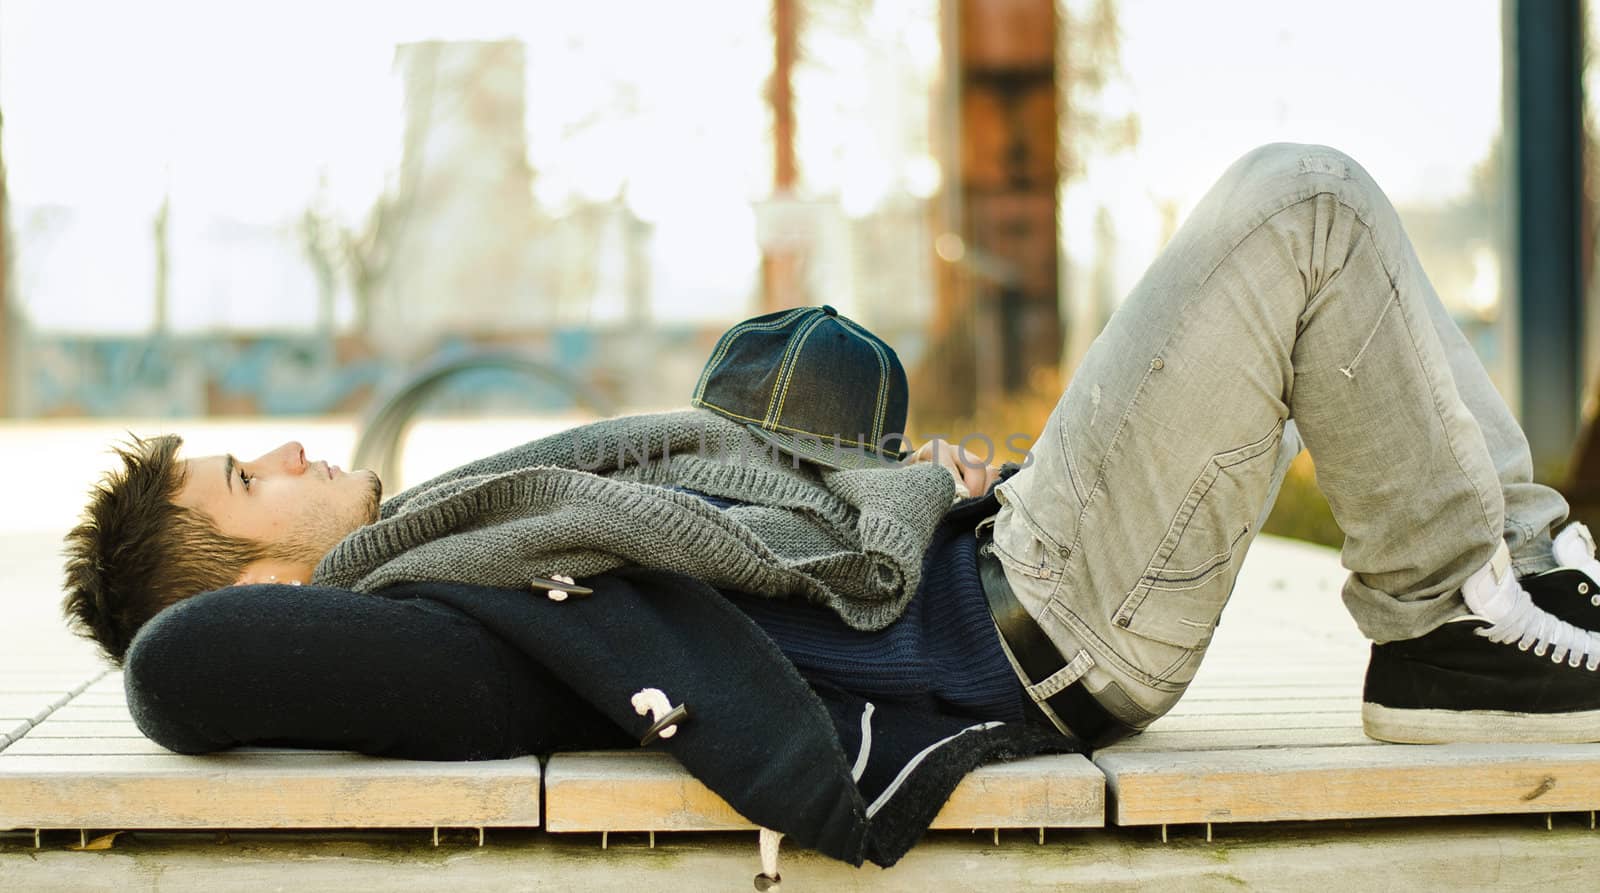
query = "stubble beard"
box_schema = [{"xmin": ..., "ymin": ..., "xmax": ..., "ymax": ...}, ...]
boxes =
[{"xmin": 270, "ymin": 471, "xmax": 385, "ymax": 568}]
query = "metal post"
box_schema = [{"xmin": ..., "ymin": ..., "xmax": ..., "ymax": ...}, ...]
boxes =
[
  {"xmin": 0, "ymin": 78, "xmax": 10, "ymax": 417},
  {"xmin": 761, "ymin": 0, "xmax": 803, "ymax": 312},
  {"xmin": 1511, "ymin": 0, "xmax": 1584, "ymax": 477}
]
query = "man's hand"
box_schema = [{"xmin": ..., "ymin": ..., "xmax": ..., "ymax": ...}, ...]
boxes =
[{"xmin": 902, "ymin": 438, "xmax": 1001, "ymax": 499}]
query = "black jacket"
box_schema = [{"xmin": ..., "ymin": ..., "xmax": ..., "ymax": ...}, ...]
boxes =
[{"xmin": 124, "ymin": 496, "xmax": 1078, "ymax": 866}]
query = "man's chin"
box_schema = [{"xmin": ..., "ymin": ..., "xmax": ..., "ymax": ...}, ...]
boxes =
[{"xmin": 363, "ymin": 470, "xmax": 384, "ymax": 522}]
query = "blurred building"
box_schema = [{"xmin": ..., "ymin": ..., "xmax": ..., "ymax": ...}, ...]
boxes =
[{"xmin": 387, "ymin": 39, "xmax": 539, "ymax": 341}]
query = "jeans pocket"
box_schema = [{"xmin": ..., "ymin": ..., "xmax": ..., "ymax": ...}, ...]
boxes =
[
  {"xmin": 1112, "ymin": 420, "xmax": 1284, "ymax": 651},
  {"xmin": 989, "ymin": 501, "xmax": 1068, "ymax": 584}
]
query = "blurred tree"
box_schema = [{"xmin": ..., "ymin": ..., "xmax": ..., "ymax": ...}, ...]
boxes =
[
  {"xmin": 151, "ymin": 194, "xmax": 170, "ymax": 335},
  {"xmin": 296, "ymin": 190, "xmax": 398, "ymax": 338},
  {"xmin": 1058, "ymin": 0, "xmax": 1139, "ymax": 183}
]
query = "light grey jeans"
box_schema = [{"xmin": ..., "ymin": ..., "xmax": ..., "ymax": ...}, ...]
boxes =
[{"xmin": 990, "ymin": 142, "xmax": 1570, "ymax": 730}]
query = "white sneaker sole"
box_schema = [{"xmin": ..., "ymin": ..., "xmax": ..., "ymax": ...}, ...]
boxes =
[{"xmin": 1362, "ymin": 702, "xmax": 1600, "ymax": 744}]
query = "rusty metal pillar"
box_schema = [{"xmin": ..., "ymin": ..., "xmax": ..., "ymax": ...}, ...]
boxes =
[
  {"xmin": 761, "ymin": 0, "xmax": 805, "ymax": 313},
  {"xmin": 962, "ymin": 0, "xmax": 1060, "ymax": 399},
  {"xmin": 920, "ymin": 0, "xmax": 1060, "ymax": 423},
  {"xmin": 0, "ymin": 104, "xmax": 9, "ymax": 417}
]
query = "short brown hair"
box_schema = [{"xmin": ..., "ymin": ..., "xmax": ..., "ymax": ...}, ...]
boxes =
[{"xmin": 62, "ymin": 434, "xmax": 266, "ymax": 666}]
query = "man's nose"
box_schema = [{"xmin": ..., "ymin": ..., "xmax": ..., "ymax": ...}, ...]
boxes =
[{"xmin": 265, "ymin": 442, "xmax": 307, "ymax": 473}]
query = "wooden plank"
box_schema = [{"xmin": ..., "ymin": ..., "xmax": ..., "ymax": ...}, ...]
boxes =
[
  {"xmin": 46, "ymin": 704, "xmax": 136, "ymax": 721},
  {"xmin": 1183, "ymin": 675, "xmax": 1361, "ymax": 690},
  {"xmin": 1177, "ymin": 684, "xmax": 1361, "ymax": 700},
  {"xmin": 0, "ymin": 660, "xmax": 107, "ymax": 679},
  {"xmin": 1096, "ymin": 744, "xmax": 1600, "ymax": 825},
  {"xmin": 0, "ymin": 737, "xmax": 347, "ymax": 757},
  {"xmin": 929, "ymin": 754, "xmax": 1103, "ymax": 828},
  {"xmin": 1138, "ymin": 712, "xmax": 1364, "ymax": 733},
  {"xmin": 1098, "ymin": 727, "xmax": 1379, "ymax": 753},
  {"xmin": 0, "ymin": 752, "xmax": 543, "ymax": 829},
  {"xmin": 1164, "ymin": 698, "xmax": 1360, "ymax": 717},
  {"xmin": 0, "ymin": 694, "xmax": 72, "ymax": 723},
  {"xmin": 0, "ymin": 676, "xmax": 97, "ymax": 694},
  {"xmin": 544, "ymin": 751, "xmax": 1104, "ymax": 832},
  {"xmin": 65, "ymin": 691, "xmax": 128, "ymax": 704},
  {"xmin": 545, "ymin": 751, "xmax": 750, "ymax": 831},
  {"xmin": 15, "ymin": 721, "xmax": 146, "ymax": 738},
  {"xmin": 73, "ymin": 683, "xmax": 125, "ymax": 699}
]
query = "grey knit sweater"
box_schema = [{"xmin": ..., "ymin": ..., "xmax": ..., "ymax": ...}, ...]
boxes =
[{"xmin": 311, "ymin": 409, "xmax": 957, "ymax": 630}]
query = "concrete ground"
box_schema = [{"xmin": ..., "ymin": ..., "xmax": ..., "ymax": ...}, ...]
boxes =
[
  {"xmin": 2, "ymin": 417, "xmax": 1594, "ymax": 890},
  {"xmin": 3, "ymin": 817, "xmax": 1595, "ymax": 891}
]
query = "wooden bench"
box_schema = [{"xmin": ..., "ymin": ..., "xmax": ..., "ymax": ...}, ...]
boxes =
[
  {"xmin": 544, "ymin": 750, "xmax": 1104, "ymax": 837},
  {"xmin": 1089, "ymin": 536, "xmax": 1600, "ymax": 831},
  {"xmin": 7, "ymin": 535, "xmax": 1600, "ymax": 846},
  {"xmin": 0, "ymin": 673, "xmax": 542, "ymax": 836}
]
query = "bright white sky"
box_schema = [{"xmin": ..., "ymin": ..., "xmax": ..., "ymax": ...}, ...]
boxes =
[
  {"xmin": 1, "ymin": 0, "xmax": 1503, "ymax": 332},
  {"xmin": 0, "ymin": 0, "xmax": 944, "ymax": 331},
  {"xmin": 1062, "ymin": 0, "xmax": 1504, "ymax": 309}
]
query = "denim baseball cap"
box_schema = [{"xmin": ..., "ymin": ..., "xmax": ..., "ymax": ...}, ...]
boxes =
[{"xmin": 691, "ymin": 305, "xmax": 911, "ymax": 470}]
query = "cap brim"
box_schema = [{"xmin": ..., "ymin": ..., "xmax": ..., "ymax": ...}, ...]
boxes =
[{"xmin": 746, "ymin": 425, "xmax": 906, "ymax": 471}]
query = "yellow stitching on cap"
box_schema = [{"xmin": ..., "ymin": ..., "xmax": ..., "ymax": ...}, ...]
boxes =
[
  {"xmin": 763, "ymin": 311, "xmax": 823, "ymax": 423},
  {"xmin": 837, "ymin": 319, "xmax": 889, "ymax": 441},
  {"xmin": 691, "ymin": 307, "xmax": 809, "ymax": 403},
  {"xmin": 692, "ymin": 307, "xmax": 808, "ymax": 402},
  {"xmin": 759, "ymin": 312, "xmax": 816, "ymax": 421},
  {"xmin": 771, "ymin": 312, "xmax": 831, "ymax": 425},
  {"xmin": 764, "ymin": 312, "xmax": 827, "ymax": 425},
  {"xmin": 835, "ymin": 316, "xmax": 892, "ymax": 442},
  {"xmin": 696, "ymin": 398, "xmax": 881, "ymax": 449}
]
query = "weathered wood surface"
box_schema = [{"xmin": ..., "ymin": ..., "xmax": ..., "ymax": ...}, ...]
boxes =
[
  {"xmin": 3, "ymin": 736, "xmax": 346, "ymax": 756},
  {"xmin": 9, "ymin": 534, "xmax": 1600, "ymax": 837},
  {"xmin": 17, "ymin": 720, "xmax": 148, "ymax": 738},
  {"xmin": 1091, "ymin": 536, "xmax": 1600, "ymax": 825},
  {"xmin": 0, "ymin": 671, "xmax": 543, "ymax": 831},
  {"xmin": 1098, "ymin": 744, "xmax": 1600, "ymax": 825},
  {"xmin": 0, "ymin": 751, "xmax": 544, "ymax": 830},
  {"xmin": 544, "ymin": 750, "xmax": 1104, "ymax": 832},
  {"xmin": 0, "ymin": 669, "xmax": 105, "ymax": 754}
]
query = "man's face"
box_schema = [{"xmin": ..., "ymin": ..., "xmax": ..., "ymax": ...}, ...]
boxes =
[{"xmin": 177, "ymin": 441, "xmax": 383, "ymax": 567}]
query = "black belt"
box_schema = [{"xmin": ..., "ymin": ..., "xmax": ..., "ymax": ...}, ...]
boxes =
[{"xmin": 975, "ymin": 526, "xmax": 1137, "ymax": 748}]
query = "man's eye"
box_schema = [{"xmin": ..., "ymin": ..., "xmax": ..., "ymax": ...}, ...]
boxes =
[{"xmin": 239, "ymin": 470, "xmax": 253, "ymax": 490}]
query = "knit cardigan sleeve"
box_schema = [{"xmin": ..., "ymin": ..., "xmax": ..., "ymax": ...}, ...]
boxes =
[{"xmin": 317, "ymin": 409, "xmax": 957, "ymax": 630}]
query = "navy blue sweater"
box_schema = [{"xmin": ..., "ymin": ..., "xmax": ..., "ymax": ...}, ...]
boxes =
[{"xmin": 727, "ymin": 513, "xmax": 1023, "ymax": 723}]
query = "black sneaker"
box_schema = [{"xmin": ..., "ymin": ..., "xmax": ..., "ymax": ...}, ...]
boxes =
[
  {"xmin": 1362, "ymin": 616, "xmax": 1600, "ymax": 743},
  {"xmin": 1522, "ymin": 522, "xmax": 1600, "ymax": 629},
  {"xmin": 1363, "ymin": 533, "xmax": 1600, "ymax": 744},
  {"xmin": 1522, "ymin": 567, "xmax": 1600, "ymax": 629}
]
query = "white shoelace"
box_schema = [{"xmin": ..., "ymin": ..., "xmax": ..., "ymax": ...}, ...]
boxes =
[{"xmin": 1461, "ymin": 538, "xmax": 1600, "ymax": 671}]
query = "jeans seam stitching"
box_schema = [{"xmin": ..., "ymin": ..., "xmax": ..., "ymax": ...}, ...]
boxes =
[
  {"xmin": 1119, "ymin": 419, "xmax": 1282, "ymax": 631},
  {"xmin": 1373, "ymin": 224, "xmax": 1501, "ymax": 553},
  {"xmin": 1067, "ymin": 193, "xmax": 1342, "ymax": 561},
  {"xmin": 1068, "ymin": 365, "xmax": 1156, "ymax": 559},
  {"xmin": 1509, "ymin": 517, "xmax": 1536, "ymax": 546},
  {"xmin": 1062, "ymin": 420, "xmax": 1089, "ymax": 506},
  {"xmin": 1047, "ymin": 600, "xmax": 1189, "ymax": 692}
]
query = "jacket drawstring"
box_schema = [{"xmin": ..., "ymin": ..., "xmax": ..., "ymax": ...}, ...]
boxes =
[{"xmin": 754, "ymin": 827, "xmax": 783, "ymax": 890}]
